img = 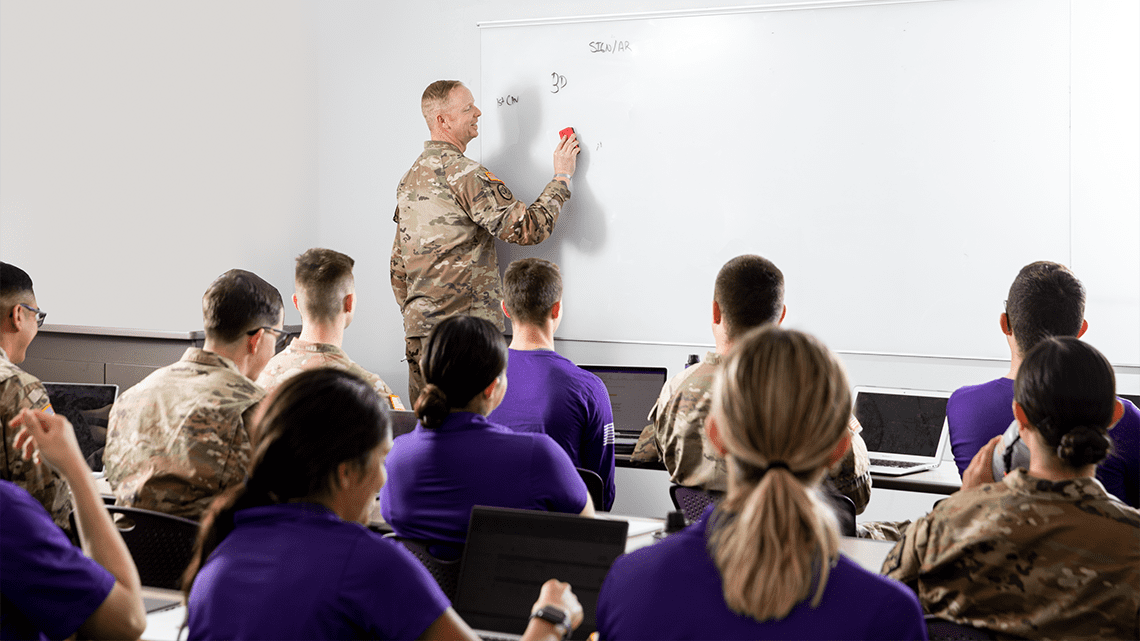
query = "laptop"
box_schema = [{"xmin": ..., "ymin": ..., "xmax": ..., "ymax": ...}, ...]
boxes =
[
  {"xmin": 579, "ymin": 365, "xmax": 667, "ymax": 458},
  {"xmin": 389, "ymin": 409, "xmax": 419, "ymax": 439},
  {"xmin": 852, "ymin": 386, "xmax": 951, "ymax": 477},
  {"xmin": 454, "ymin": 506, "xmax": 629, "ymax": 640},
  {"xmin": 42, "ymin": 382, "xmax": 119, "ymax": 472}
]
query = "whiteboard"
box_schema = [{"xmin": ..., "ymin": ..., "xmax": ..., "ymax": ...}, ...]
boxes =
[{"xmin": 479, "ymin": 0, "xmax": 1073, "ymax": 359}]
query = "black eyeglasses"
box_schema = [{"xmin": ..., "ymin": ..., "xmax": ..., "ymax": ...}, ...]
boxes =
[
  {"xmin": 248, "ymin": 326, "xmax": 291, "ymax": 350},
  {"xmin": 18, "ymin": 303, "xmax": 47, "ymax": 328}
]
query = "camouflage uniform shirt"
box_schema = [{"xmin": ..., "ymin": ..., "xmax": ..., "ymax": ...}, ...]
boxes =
[
  {"xmin": 103, "ymin": 348, "xmax": 265, "ymax": 520},
  {"xmin": 256, "ymin": 339, "xmax": 401, "ymax": 408},
  {"xmin": 883, "ymin": 469, "xmax": 1140, "ymax": 640},
  {"xmin": 632, "ymin": 351, "xmax": 872, "ymax": 511},
  {"xmin": 391, "ymin": 141, "xmax": 570, "ymax": 337},
  {"xmin": 0, "ymin": 346, "xmax": 71, "ymax": 529}
]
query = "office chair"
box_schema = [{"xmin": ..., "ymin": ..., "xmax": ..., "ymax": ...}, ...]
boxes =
[
  {"xmin": 386, "ymin": 536, "xmax": 463, "ymax": 602},
  {"xmin": 575, "ymin": 467, "xmax": 605, "ymax": 511},
  {"xmin": 668, "ymin": 484, "xmax": 720, "ymax": 523},
  {"xmin": 924, "ymin": 616, "xmax": 998, "ymax": 640},
  {"xmin": 824, "ymin": 491, "xmax": 857, "ymax": 537},
  {"xmin": 105, "ymin": 506, "xmax": 199, "ymax": 590}
]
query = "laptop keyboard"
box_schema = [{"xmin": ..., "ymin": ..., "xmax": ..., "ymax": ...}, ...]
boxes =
[{"xmin": 870, "ymin": 458, "xmax": 922, "ymax": 469}]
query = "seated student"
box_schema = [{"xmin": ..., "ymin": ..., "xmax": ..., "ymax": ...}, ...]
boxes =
[
  {"xmin": 185, "ymin": 368, "xmax": 584, "ymax": 641},
  {"xmin": 488, "ymin": 258, "xmax": 616, "ymax": 510},
  {"xmin": 104, "ymin": 269, "xmax": 285, "ymax": 519},
  {"xmin": 2, "ymin": 408, "xmax": 146, "ymax": 640},
  {"xmin": 0, "ymin": 262, "xmax": 71, "ymax": 531},
  {"xmin": 632, "ymin": 255, "xmax": 871, "ymax": 513},
  {"xmin": 885, "ymin": 337, "xmax": 1140, "ymax": 639},
  {"xmin": 947, "ymin": 261, "xmax": 1138, "ymax": 507},
  {"xmin": 382, "ymin": 315, "xmax": 593, "ymax": 544},
  {"xmin": 597, "ymin": 327, "xmax": 925, "ymax": 640},
  {"xmin": 257, "ymin": 248, "xmax": 402, "ymax": 408}
]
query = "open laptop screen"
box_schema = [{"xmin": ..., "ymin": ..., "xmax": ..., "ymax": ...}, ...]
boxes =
[
  {"xmin": 579, "ymin": 366, "xmax": 667, "ymax": 437},
  {"xmin": 854, "ymin": 388, "xmax": 948, "ymax": 458},
  {"xmin": 42, "ymin": 382, "xmax": 118, "ymax": 472}
]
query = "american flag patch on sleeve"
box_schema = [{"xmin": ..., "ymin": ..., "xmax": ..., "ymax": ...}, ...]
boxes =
[{"xmin": 603, "ymin": 423, "xmax": 615, "ymax": 446}]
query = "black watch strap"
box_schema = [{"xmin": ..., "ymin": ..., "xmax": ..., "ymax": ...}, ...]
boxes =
[{"xmin": 530, "ymin": 605, "xmax": 572, "ymax": 639}]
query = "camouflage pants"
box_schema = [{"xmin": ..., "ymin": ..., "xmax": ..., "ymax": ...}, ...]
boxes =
[{"xmin": 404, "ymin": 336, "xmax": 425, "ymax": 410}]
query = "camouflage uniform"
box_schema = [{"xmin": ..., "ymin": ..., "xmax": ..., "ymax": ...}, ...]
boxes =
[
  {"xmin": 883, "ymin": 468, "xmax": 1140, "ymax": 640},
  {"xmin": 632, "ymin": 351, "xmax": 872, "ymax": 512},
  {"xmin": 103, "ymin": 348, "xmax": 265, "ymax": 520},
  {"xmin": 0, "ymin": 347, "xmax": 71, "ymax": 530},
  {"xmin": 391, "ymin": 141, "xmax": 570, "ymax": 400},
  {"xmin": 256, "ymin": 339, "xmax": 403, "ymax": 409}
]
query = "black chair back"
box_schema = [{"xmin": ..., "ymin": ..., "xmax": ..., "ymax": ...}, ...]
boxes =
[
  {"xmin": 669, "ymin": 484, "xmax": 720, "ymax": 522},
  {"xmin": 575, "ymin": 467, "xmax": 605, "ymax": 511},
  {"xmin": 106, "ymin": 505, "xmax": 199, "ymax": 590},
  {"xmin": 925, "ymin": 616, "xmax": 998, "ymax": 640},
  {"xmin": 387, "ymin": 536, "xmax": 463, "ymax": 601}
]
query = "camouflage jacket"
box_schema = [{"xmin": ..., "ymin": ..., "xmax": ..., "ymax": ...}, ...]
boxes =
[
  {"xmin": 632, "ymin": 351, "xmax": 872, "ymax": 511},
  {"xmin": 391, "ymin": 141, "xmax": 570, "ymax": 337},
  {"xmin": 256, "ymin": 339, "xmax": 401, "ymax": 408},
  {"xmin": 883, "ymin": 469, "xmax": 1140, "ymax": 640},
  {"xmin": 0, "ymin": 347, "xmax": 71, "ymax": 529},
  {"xmin": 103, "ymin": 348, "xmax": 265, "ymax": 520}
]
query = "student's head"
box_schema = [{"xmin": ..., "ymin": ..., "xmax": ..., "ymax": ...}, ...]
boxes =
[
  {"xmin": 1005, "ymin": 261, "xmax": 1086, "ymax": 355},
  {"xmin": 707, "ymin": 325, "xmax": 851, "ymax": 621},
  {"xmin": 503, "ymin": 258, "xmax": 562, "ymax": 326},
  {"xmin": 1014, "ymin": 336, "xmax": 1118, "ymax": 470},
  {"xmin": 0, "ymin": 262, "xmax": 42, "ymax": 364},
  {"xmin": 184, "ymin": 368, "xmax": 391, "ymax": 594},
  {"xmin": 416, "ymin": 315, "xmax": 508, "ymax": 429},
  {"xmin": 713, "ymin": 255, "xmax": 785, "ymax": 341},
  {"xmin": 201, "ymin": 269, "xmax": 284, "ymax": 376},
  {"xmin": 294, "ymin": 248, "xmax": 355, "ymax": 324}
]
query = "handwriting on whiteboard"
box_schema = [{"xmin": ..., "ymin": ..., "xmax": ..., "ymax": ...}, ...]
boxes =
[
  {"xmin": 589, "ymin": 41, "xmax": 632, "ymax": 54},
  {"xmin": 496, "ymin": 95, "xmax": 519, "ymax": 107},
  {"xmin": 551, "ymin": 72, "xmax": 568, "ymax": 94}
]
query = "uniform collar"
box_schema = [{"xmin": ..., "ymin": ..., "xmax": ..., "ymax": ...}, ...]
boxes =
[
  {"xmin": 0, "ymin": 346, "xmax": 9, "ymax": 364},
  {"xmin": 180, "ymin": 346, "xmax": 243, "ymax": 375},
  {"xmin": 1003, "ymin": 467, "xmax": 1109, "ymax": 500},
  {"xmin": 425, "ymin": 140, "xmax": 462, "ymax": 154}
]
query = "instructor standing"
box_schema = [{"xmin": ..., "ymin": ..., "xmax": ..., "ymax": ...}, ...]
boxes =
[{"xmin": 391, "ymin": 80, "xmax": 580, "ymax": 405}]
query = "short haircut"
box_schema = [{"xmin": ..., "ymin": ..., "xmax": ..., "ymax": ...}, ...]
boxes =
[
  {"xmin": 295, "ymin": 248, "xmax": 355, "ymax": 322},
  {"xmin": 1005, "ymin": 261, "xmax": 1085, "ymax": 354},
  {"xmin": 0, "ymin": 263, "xmax": 35, "ymax": 311},
  {"xmin": 713, "ymin": 255, "xmax": 785, "ymax": 340},
  {"xmin": 503, "ymin": 258, "xmax": 562, "ymax": 326},
  {"xmin": 421, "ymin": 80, "xmax": 464, "ymax": 120},
  {"xmin": 202, "ymin": 269, "xmax": 284, "ymax": 344}
]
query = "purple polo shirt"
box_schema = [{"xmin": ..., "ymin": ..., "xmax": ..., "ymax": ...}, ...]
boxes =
[
  {"xmin": 948, "ymin": 377, "xmax": 1139, "ymax": 507},
  {"xmin": 596, "ymin": 507, "xmax": 927, "ymax": 641},
  {"xmin": 188, "ymin": 502, "xmax": 449, "ymax": 640},
  {"xmin": 0, "ymin": 480, "xmax": 115, "ymax": 641},
  {"xmin": 381, "ymin": 412, "xmax": 589, "ymax": 543},
  {"xmin": 489, "ymin": 349, "xmax": 616, "ymax": 510}
]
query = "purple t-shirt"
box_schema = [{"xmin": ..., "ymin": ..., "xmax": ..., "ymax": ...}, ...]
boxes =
[
  {"xmin": 188, "ymin": 502, "xmax": 449, "ymax": 640},
  {"xmin": 0, "ymin": 480, "xmax": 115, "ymax": 641},
  {"xmin": 381, "ymin": 412, "xmax": 589, "ymax": 543},
  {"xmin": 488, "ymin": 349, "xmax": 616, "ymax": 510},
  {"xmin": 948, "ymin": 377, "xmax": 1139, "ymax": 507},
  {"xmin": 596, "ymin": 507, "xmax": 926, "ymax": 641}
]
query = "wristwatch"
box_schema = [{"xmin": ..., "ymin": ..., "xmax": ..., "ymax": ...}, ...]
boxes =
[{"xmin": 530, "ymin": 605, "xmax": 572, "ymax": 640}]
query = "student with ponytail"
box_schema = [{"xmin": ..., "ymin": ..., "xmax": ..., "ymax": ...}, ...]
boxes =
[
  {"xmin": 886, "ymin": 336, "xmax": 1140, "ymax": 639},
  {"xmin": 595, "ymin": 326, "xmax": 925, "ymax": 640},
  {"xmin": 185, "ymin": 368, "xmax": 584, "ymax": 640},
  {"xmin": 381, "ymin": 315, "xmax": 592, "ymax": 544}
]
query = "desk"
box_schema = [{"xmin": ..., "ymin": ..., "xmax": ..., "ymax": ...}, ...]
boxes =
[
  {"xmin": 141, "ymin": 587, "xmax": 186, "ymax": 641},
  {"xmin": 838, "ymin": 537, "xmax": 895, "ymax": 573},
  {"xmin": 870, "ymin": 460, "xmax": 962, "ymax": 495}
]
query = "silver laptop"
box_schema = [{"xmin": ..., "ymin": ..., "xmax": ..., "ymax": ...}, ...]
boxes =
[
  {"xmin": 579, "ymin": 365, "xmax": 667, "ymax": 458},
  {"xmin": 389, "ymin": 409, "xmax": 419, "ymax": 439},
  {"xmin": 852, "ymin": 386, "xmax": 950, "ymax": 477}
]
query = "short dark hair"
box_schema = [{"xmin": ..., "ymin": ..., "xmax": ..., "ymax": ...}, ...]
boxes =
[
  {"xmin": 713, "ymin": 255, "xmax": 785, "ymax": 340},
  {"xmin": 295, "ymin": 248, "xmax": 355, "ymax": 322},
  {"xmin": 202, "ymin": 269, "xmax": 284, "ymax": 343},
  {"xmin": 0, "ymin": 262, "xmax": 35, "ymax": 312},
  {"xmin": 1006, "ymin": 261, "xmax": 1085, "ymax": 354},
  {"xmin": 416, "ymin": 316, "xmax": 508, "ymax": 429},
  {"xmin": 1015, "ymin": 336, "xmax": 1115, "ymax": 468},
  {"xmin": 503, "ymin": 258, "xmax": 562, "ymax": 326}
]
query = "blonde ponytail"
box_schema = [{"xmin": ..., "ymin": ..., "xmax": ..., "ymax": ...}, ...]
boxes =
[{"xmin": 706, "ymin": 326, "xmax": 851, "ymax": 621}]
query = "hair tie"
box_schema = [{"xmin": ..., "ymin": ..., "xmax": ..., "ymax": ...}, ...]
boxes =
[{"xmin": 766, "ymin": 461, "xmax": 790, "ymax": 472}]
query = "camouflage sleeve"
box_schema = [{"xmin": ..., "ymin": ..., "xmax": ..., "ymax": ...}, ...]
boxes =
[
  {"xmin": 881, "ymin": 514, "xmax": 929, "ymax": 589},
  {"xmin": 828, "ymin": 417, "xmax": 872, "ymax": 513},
  {"xmin": 631, "ymin": 422, "xmax": 660, "ymax": 462},
  {"xmin": 390, "ymin": 206, "xmax": 408, "ymax": 309},
  {"xmin": 460, "ymin": 170, "xmax": 569, "ymax": 246},
  {"xmin": 1, "ymin": 377, "xmax": 71, "ymax": 530}
]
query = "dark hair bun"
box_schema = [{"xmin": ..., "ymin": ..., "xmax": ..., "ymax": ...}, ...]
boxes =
[
  {"xmin": 1056, "ymin": 426, "xmax": 1112, "ymax": 468},
  {"xmin": 415, "ymin": 384, "xmax": 450, "ymax": 430}
]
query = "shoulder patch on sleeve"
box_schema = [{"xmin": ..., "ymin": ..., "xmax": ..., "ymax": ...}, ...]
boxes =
[{"xmin": 482, "ymin": 171, "xmax": 504, "ymax": 184}]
